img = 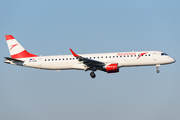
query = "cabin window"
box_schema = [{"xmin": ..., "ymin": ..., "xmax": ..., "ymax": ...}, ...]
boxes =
[
  {"xmin": 59, "ymin": 59, "xmax": 61, "ymax": 60},
  {"xmin": 70, "ymin": 58, "xmax": 71, "ymax": 60},
  {"xmin": 109, "ymin": 56, "xmax": 111, "ymax": 58},
  {"xmin": 73, "ymin": 58, "xmax": 75, "ymax": 60},
  {"xmin": 106, "ymin": 56, "xmax": 107, "ymax": 58},
  {"xmin": 94, "ymin": 57, "xmax": 95, "ymax": 59},
  {"xmin": 116, "ymin": 56, "xmax": 118, "ymax": 58},
  {"xmin": 131, "ymin": 55, "xmax": 133, "ymax": 57},
  {"xmin": 62, "ymin": 58, "xmax": 64, "ymax": 60},
  {"xmin": 127, "ymin": 55, "xmax": 129, "ymax": 57},
  {"xmin": 124, "ymin": 56, "xmax": 126, "ymax": 57},
  {"xmin": 48, "ymin": 59, "xmax": 50, "ymax": 61},
  {"xmin": 52, "ymin": 59, "xmax": 54, "ymax": 61},
  {"xmin": 45, "ymin": 59, "xmax": 46, "ymax": 61},
  {"xmin": 66, "ymin": 58, "xmax": 68, "ymax": 60},
  {"xmin": 101, "ymin": 56, "xmax": 103, "ymax": 58},
  {"xmin": 149, "ymin": 54, "xmax": 150, "ymax": 56}
]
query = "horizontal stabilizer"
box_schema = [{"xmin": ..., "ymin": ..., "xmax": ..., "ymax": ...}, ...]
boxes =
[{"xmin": 4, "ymin": 57, "xmax": 24, "ymax": 62}]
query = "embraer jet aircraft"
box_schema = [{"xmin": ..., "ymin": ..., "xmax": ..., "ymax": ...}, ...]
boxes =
[{"xmin": 4, "ymin": 35, "xmax": 175, "ymax": 78}]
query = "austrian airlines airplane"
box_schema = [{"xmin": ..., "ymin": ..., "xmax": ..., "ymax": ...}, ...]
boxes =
[{"xmin": 4, "ymin": 35, "xmax": 176, "ymax": 78}]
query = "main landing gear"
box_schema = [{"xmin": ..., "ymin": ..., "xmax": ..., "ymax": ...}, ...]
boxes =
[
  {"xmin": 156, "ymin": 64, "xmax": 160, "ymax": 73},
  {"xmin": 90, "ymin": 71, "xmax": 96, "ymax": 78}
]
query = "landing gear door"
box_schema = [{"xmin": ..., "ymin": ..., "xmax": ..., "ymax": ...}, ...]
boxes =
[
  {"xmin": 38, "ymin": 58, "xmax": 42, "ymax": 66},
  {"xmin": 153, "ymin": 53, "xmax": 157, "ymax": 61}
]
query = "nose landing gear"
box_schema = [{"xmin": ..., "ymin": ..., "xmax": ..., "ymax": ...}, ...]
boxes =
[
  {"xmin": 90, "ymin": 71, "xmax": 96, "ymax": 78},
  {"xmin": 156, "ymin": 65, "xmax": 160, "ymax": 73}
]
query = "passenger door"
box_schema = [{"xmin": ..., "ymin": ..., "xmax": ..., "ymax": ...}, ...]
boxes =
[
  {"xmin": 153, "ymin": 53, "xmax": 157, "ymax": 61},
  {"xmin": 38, "ymin": 58, "xmax": 42, "ymax": 66}
]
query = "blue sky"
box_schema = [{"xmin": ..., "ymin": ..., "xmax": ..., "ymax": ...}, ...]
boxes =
[{"xmin": 0, "ymin": 0, "xmax": 180, "ymax": 120}]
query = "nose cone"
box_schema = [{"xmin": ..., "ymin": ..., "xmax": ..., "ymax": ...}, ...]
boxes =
[{"xmin": 169, "ymin": 57, "xmax": 176, "ymax": 63}]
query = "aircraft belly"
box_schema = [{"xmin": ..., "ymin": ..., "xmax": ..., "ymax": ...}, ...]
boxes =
[
  {"xmin": 37, "ymin": 61, "xmax": 78, "ymax": 70},
  {"xmin": 120, "ymin": 58, "xmax": 156, "ymax": 67}
]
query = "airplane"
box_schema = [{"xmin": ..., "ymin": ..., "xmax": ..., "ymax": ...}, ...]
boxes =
[{"xmin": 4, "ymin": 35, "xmax": 176, "ymax": 78}]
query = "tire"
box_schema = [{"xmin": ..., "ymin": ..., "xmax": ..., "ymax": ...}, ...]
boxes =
[{"xmin": 90, "ymin": 72, "xmax": 96, "ymax": 78}]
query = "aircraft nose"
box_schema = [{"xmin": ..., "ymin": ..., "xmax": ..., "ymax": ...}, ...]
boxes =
[
  {"xmin": 173, "ymin": 58, "xmax": 176, "ymax": 63},
  {"xmin": 169, "ymin": 57, "xmax": 176, "ymax": 63}
]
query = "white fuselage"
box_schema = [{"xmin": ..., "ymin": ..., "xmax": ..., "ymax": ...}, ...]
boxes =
[
  {"xmin": 6, "ymin": 51, "xmax": 175, "ymax": 71},
  {"xmin": 4, "ymin": 35, "xmax": 176, "ymax": 78}
]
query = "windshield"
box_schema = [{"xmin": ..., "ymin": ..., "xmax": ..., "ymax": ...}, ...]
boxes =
[{"xmin": 161, "ymin": 53, "xmax": 168, "ymax": 56}]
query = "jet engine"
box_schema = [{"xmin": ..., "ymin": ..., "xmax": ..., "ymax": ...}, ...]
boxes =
[{"xmin": 103, "ymin": 63, "xmax": 119, "ymax": 73}]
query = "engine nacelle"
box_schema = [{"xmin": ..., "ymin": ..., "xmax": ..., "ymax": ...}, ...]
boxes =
[{"xmin": 104, "ymin": 63, "xmax": 119, "ymax": 73}]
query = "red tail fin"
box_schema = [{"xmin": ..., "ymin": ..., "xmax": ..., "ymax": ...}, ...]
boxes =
[{"xmin": 5, "ymin": 35, "xmax": 38, "ymax": 58}]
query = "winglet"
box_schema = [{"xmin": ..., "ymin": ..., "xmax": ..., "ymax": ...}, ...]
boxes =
[{"xmin": 69, "ymin": 49, "xmax": 80, "ymax": 57}]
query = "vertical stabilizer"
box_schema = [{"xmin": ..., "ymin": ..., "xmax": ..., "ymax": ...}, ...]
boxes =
[{"xmin": 5, "ymin": 35, "xmax": 38, "ymax": 59}]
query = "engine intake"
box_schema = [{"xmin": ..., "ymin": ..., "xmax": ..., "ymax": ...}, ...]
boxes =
[{"xmin": 104, "ymin": 63, "xmax": 119, "ymax": 73}]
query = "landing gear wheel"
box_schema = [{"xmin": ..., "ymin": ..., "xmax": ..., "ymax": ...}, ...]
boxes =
[
  {"xmin": 156, "ymin": 65, "xmax": 160, "ymax": 73},
  {"xmin": 156, "ymin": 70, "xmax": 160, "ymax": 73},
  {"xmin": 90, "ymin": 72, "xmax": 96, "ymax": 78}
]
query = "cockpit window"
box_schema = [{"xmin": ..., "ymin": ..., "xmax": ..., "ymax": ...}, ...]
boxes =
[{"xmin": 161, "ymin": 53, "xmax": 168, "ymax": 56}]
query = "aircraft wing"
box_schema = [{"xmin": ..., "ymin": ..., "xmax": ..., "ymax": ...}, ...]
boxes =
[{"xmin": 70, "ymin": 49, "xmax": 105, "ymax": 67}]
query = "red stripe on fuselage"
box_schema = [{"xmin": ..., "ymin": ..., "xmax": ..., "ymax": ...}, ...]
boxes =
[
  {"xmin": 137, "ymin": 52, "xmax": 147, "ymax": 59},
  {"xmin": 11, "ymin": 50, "xmax": 38, "ymax": 58}
]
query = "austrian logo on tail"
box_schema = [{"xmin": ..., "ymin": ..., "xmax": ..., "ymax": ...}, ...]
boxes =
[{"xmin": 10, "ymin": 44, "xmax": 18, "ymax": 50}]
